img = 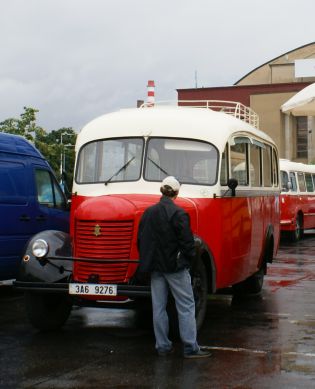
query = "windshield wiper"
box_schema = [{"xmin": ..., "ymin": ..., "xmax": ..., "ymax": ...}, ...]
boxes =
[
  {"xmin": 148, "ymin": 157, "xmax": 170, "ymax": 176},
  {"xmin": 104, "ymin": 157, "xmax": 135, "ymax": 185}
]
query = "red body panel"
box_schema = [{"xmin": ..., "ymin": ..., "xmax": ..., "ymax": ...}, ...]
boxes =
[
  {"xmin": 70, "ymin": 193, "xmax": 280, "ymax": 293},
  {"xmin": 280, "ymin": 193, "xmax": 315, "ymax": 231}
]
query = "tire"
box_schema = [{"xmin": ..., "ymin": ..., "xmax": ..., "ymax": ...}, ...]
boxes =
[
  {"xmin": 135, "ymin": 301, "xmax": 153, "ymax": 330},
  {"xmin": 167, "ymin": 259, "xmax": 208, "ymax": 338},
  {"xmin": 25, "ymin": 292, "xmax": 72, "ymax": 331},
  {"xmin": 232, "ymin": 266, "xmax": 264, "ymax": 295},
  {"xmin": 191, "ymin": 259, "xmax": 208, "ymax": 331},
  {"xmin": 167, "ymin": 295, "xmax": 179, "ymax": 339},
  {"xmin": 289, "ymin": 215, "xmax": 303, "ymax": 242}
]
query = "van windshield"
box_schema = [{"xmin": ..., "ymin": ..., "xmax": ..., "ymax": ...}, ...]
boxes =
[
  {"xmin": 76, "ymin": 138, "xmax": 144, "ymax": 184},
  {"xmin": 145, "ymin": 138, "xmax": 218, "ymax": 185}
]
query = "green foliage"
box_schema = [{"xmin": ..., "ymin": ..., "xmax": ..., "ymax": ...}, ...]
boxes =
[
  {"xmin": 0, "ymin": 107, "xmax": 77, "ymax": 192},
  {"xmin": 0, "ymin": 107, "xmax": 40, "ymax": 141}
]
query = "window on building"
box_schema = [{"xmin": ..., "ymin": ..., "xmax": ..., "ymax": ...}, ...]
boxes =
[{"xmin": 296, "ymin": 116, "xmax": 308, "ymax": 158}]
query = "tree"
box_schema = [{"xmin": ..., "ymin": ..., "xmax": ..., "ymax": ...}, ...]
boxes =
[
  {"xmin": 0, "ymin": 107, "xmax": 41, "ymax": 141},
  {"xmin": 0, "ymin": 107, "xmax": 77, "ymax": 192},
  {"xmin": 42, "ymin": 127, "xmax": 76, "ymax": 192}
]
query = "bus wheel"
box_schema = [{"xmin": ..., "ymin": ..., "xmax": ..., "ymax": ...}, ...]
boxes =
[
  {"xmin": 232, "ymin": 267, "xmax": 264, "ymax": 295},
  {"xmin": 135, "ymin": 301, "xmax": 153, "ymax": 330},
  {"xmin": 25, "ymin": 292, "xmax": 72, "ymax": 331},
  {"xmin": 167, "ymin": 295, "xmax": 179, "ymax": 339},
  {"xmin": 167, "ymin": 260, "xmax": 208, "ymax": 338},
  {"xmin": 192, "ymin": 259, "xmax": 208, "ymax": 331},
  {"xmin": 289, "ymin": 215, "xmax": 303, "ymax": 242}
]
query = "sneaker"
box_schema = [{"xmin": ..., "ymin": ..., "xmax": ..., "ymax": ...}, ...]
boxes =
[
  {"xmin": 157, "ymin": 347, "xmax": 174, "ymax": 357},
  {"xmin": 184, "ymin": 349, "xmax": 211, "ymax": 359}
]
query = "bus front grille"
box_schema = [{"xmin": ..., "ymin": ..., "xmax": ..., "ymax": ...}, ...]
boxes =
[{"xmin": 74, "ymin": 220, "xmax": 134, "ymax": 283}]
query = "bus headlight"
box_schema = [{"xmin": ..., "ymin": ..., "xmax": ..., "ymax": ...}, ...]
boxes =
[{"xmin": 32, "ymin": 239, "xmax": 49, "ymax": 258}]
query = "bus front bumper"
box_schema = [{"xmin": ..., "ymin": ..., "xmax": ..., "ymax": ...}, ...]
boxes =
[{"xmin": 14, "ymin": 281, "xmax": 151, "ymax": 298}]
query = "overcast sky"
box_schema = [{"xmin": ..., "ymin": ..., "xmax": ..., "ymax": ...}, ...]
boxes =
[{"xmin": 0, "ymin": 0, "xmax": 314, "ymax": 132}]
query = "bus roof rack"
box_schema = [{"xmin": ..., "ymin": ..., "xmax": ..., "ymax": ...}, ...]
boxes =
[{"xmin": 140, "ymin": 100, "xmax": 260, "ymax": 129}]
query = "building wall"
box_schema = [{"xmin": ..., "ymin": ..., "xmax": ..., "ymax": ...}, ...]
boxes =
[
  {"xmin": 250, "ymin": 92, "xmax": 295, "ymax": 157},
  {"xmin": 177, "ymin": 43, "xmax": 315, "ymax": 163},
  {"xmin": 236, "ymin": 42, "xmax": 315, "ymax": 85}
]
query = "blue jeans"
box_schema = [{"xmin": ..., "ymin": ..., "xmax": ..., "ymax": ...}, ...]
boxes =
[{"xmin": 151, "ymin": 268, "xmax": 200, "ymax": 355}]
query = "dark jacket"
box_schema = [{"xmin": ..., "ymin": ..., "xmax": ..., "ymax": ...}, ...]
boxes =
[{"xmin": 137, "ymin": 195, "xmax": 195, "ymax": 273}]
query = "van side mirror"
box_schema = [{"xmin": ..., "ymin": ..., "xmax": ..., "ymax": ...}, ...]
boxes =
[{"xmin": 228, "ymin": 178, "xmax": 238, "ymax": 197}]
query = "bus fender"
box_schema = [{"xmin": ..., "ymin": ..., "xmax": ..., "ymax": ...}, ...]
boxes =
[
  {"xmin": 17, "ymin": 230, "xmax": 72, "ymax": 283},
  {"xmin": 193, "ymin": 235, "xmax": 216, "ymax": 293}
]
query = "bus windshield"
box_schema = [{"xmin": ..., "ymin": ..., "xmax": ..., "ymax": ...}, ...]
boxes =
[
  {"xmin": 144, "ymin": 138, "xmax": 218, "ymax": 185},
  {"xmin": 76, "ymin": 137, "xmax": 218, "ymax": 185},
  {"xmin": 76, "ymin": 138, "xmax": 144, "ymax": 184}
]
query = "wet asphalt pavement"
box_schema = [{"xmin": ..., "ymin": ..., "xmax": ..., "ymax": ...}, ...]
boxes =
[{"xmin": 1, "ymin": 233, "xmax": 315, "ymax": 388}]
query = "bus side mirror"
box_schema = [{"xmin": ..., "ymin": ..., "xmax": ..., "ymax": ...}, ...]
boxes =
[
  {"xmin": 287, "ymin": 181, "xmax": 292, "ymax": 190},
  {"xmin": 228, "ymin": 178, "xmax": 238, "ymax": 197}
]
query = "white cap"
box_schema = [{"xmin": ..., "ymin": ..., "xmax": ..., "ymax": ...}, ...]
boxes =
[{"xmin": 161, "ymin": 176, "xmax": 181, "ymax": 192}]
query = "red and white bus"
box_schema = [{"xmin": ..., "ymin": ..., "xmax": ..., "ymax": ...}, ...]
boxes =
[
  {"xmin": 16, "ymin": 100, "xmax": 280, "ymax": 331},
  {"xmin": 280, "ymin": 159, "xmax": 315, "ymax": 241}
]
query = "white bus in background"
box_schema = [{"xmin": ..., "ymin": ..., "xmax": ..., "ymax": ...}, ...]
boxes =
[{"xmin": 280, "ymin": 159, "xmax": 315, "ymax": 241}]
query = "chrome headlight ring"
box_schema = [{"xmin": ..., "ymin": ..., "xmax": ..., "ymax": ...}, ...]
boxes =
[{"xmin": 32, "ymin": 239, "xmax": 49, "ymax": 258}]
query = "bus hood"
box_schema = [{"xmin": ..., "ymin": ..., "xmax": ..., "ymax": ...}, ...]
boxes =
[{"xmin": 73, "ymin": 194, "xmax": 198, "ymax": 230}]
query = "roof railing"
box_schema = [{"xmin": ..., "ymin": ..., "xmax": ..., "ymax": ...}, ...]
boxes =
[{"xmin": 140, "ymin": 100, "xmax": 260, "ymax": 129}]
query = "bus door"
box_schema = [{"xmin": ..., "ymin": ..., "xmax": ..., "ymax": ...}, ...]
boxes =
[{"xmin": 228, "ymin": 140, "xmax": 252, "ymax": 280}]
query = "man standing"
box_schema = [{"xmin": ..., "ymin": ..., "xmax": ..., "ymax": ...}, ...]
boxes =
[{"xmin": 137, "ymin": 176, "xmax": 210, "ymax": 359}]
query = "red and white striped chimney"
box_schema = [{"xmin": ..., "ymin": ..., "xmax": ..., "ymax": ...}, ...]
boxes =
[{"xmin": 147, "ymin": 80, "xmax": 155, "ymax": 106}]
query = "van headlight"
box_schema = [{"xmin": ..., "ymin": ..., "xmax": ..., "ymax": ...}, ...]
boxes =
[{"xmin": 32, "ymin": 239, "xmax": 49, "ymax": 258}]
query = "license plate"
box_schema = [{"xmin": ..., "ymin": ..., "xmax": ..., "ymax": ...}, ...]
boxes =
[{"xmin": 69, "ymin": 283, "xmax": 117, "ymax": 296}]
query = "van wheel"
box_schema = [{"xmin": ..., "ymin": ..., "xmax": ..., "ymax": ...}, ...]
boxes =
[
  {"xmin": 25, "ymin": 292, "xmax": 72, "ymax": 331},
  {"xmin": 289, "ymin": 215, "xmax": 303, "ymax": 242},
  {"xmin": 232, "ymin": 266, "xmax": 264, "ymax": 295}
]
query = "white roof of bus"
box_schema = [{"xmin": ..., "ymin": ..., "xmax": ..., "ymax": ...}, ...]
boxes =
[
  {"xmin": 76, "ymin": 106, "xmax": 275, "ymax": 153},
  {"xmin": 280, "ymin": 158, "xmax": 315, "ymax": 173}
]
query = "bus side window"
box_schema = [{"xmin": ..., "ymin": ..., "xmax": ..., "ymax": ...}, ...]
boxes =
[
  {"xmin": 272, "ymin": 148, "xmax": 279, "ymax": 187},
  {"xmin": 249, "ymin": 143, "xmax": 262, "ymax": 187},
  {"xmin": 305, "ymin": 173, "xmax": 314, "ymax": 192},
  {"xmin": 281, "ymin": 171, "xmax": 289, "ymax": 192},
  {"xmin": 289, "ymin": 172, "xmax": 297, "ymax": 192},
  {"xmin": 220, "ymin": 143, "xmax": 228, "ymax": 185},
  {"xmin": 312, "ymin": 174, "xmax": 315, "ymax": 189},
  {"xmin": 297, "ymin": 172, "xmax": 306, "ymax": 192},
  {"xmin": 230, "ymin": 142, "xmax": 248, "ymax": 186},
  {"xmin": 262, "ymin": 145, "xmax": 272, "ymax": 187}
]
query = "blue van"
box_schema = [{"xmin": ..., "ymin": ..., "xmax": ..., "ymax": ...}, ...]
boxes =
[{"xmin": 0, "ymin": 133, "xmax": 69, "ymax": 280}]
